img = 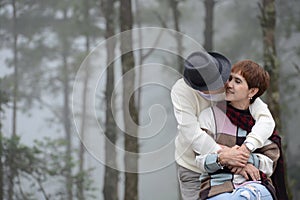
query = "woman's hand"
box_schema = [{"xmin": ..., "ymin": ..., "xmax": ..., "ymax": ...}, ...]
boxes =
[
  {"xmin": 217, "ymin": 145, "xmax": 249, "ymax": 167},
  {"xmin": 229, "ymin": 166, "xmax": 244, "ymax": 175},
  {"xmin": 230, "ymin": 164, "xmax": 260, "ymax": 181}
]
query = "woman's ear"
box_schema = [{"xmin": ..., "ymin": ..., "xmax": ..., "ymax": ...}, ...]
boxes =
[{"xmin": 249, "ymin": 88, "xmax": 259, "ymax": 98}]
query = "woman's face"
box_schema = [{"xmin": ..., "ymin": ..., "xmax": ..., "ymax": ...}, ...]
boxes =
[{"xmin": 225, "ymin": 72, "xmax": 251, "ymax": 108}]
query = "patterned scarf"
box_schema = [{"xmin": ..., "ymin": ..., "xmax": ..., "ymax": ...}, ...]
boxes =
[
  {"xmin": 216, "ymin": 101, "xmax": 289, "ymax": 200},
  {"xmin": 218, "ymin": 102, "xmax": 255, "ymax": 132}
]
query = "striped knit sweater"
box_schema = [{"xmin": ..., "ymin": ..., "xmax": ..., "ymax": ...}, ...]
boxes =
[{"xmin": 196, "ymin": 102, "xmax": 280, "ymax": 199}]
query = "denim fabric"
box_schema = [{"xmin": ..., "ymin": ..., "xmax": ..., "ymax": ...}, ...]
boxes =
[{"xmin": 207, "ymin": 183, "xmax": 273, "ymax": 200}]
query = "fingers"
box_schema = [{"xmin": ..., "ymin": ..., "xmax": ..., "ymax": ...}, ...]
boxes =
[
  {"xmin": 230, "ymin": 167, "xmax": 243, "ymax": 174},
  {"xmin": 218, "ymin": 147, "xmax": 250, "ymax": 167},
  {"xmin": 233, "ymin": 167, "xmax": 239, "ymax": 173},
  {"xmin": 228, "ymin": 164, "xmax": 261, "ymax": 182},
  {"xmin": 240, "ymin": 170, "xmax": 249, "ymax": 180},
  {"xmin": 235, "ymin": 167, "xmax": 244, "ymax": 175},
  {"xmin": 244, "ymin": 164, "xmax": 260, "ymax": 181},
  {"xmin": 230, "ymin": 167, "xmax": 237, "ymax": 173},
  {"xmin": 248, "ymin": 171, "xmax": 256, "ymax": 181},
  {"xmin": 238, "ymin": 151, "xmax": 250, "ymax": 164},
  {"xmin": 235, "ymin": 154, "xmax": 248, "ymax": 166},
  {"xmin": 231, "ymin": 146, "xmax": 250, "ymax": 161},
  {"xmin": 240, "ymin": 150, "xmax": 250, "ymax": 159},
  {"xmin": 239, "ymin": 156, "xmax": 248, "ymax": 164},
  {"xmin": 248, "ymin": 171, "xmax": 260, "ymax": 181},
  {"xmin": 217, "ymin": 145, "xmax": 229, "ymax": 153},
  {"xmin": 227, "ymin": 160, "xmax": 246, "ymax": 167},
  {"xmin": 253, "ymin": 170, "xmax": 260, "ymax": 181}
]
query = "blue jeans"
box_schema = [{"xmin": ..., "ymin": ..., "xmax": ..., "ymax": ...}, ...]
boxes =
[{"xmin": 207, "ymin": 183, "xmax": 273, "ymax": 200}]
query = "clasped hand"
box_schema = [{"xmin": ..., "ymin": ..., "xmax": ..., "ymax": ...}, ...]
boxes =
[{"xmin": 217, "ymin": 145, "xmax": 260, "ymax": 181}]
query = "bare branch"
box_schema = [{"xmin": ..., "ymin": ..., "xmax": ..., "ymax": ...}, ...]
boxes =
[
  {"xmin": 154, "ymin": 11, "xmax": 168, "ymax": 29},
  {"xmin": 293, "ymin": 62, "xmax": 300, "ymax": 74},
  {"xmin": 141, "ymin": 29, "xmax": 164, "ymax": 61},
  {"xmin": 16, "ymin": 174, "xmax": 27, "ymax": 199},
  {"xmin": 33, "ymin": 174, "xmax": 50, "ymax": 200},
  {"xmin": 33, "ymin": 97, "xmax": 62, "ymax": 121}
]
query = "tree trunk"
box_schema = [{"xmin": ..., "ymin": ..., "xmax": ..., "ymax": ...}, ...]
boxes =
[
  {"xmin": 8, "ymin": 0, "xmax": 18, "ymax": 199},
  {"xmin": 260, "ymin": 0, "xmax": 280, "ymax": 129},
  {"xmin": 77, "ymin": 1, "xmax": 91, "ymax": 200},
  {"xmin": 0, "ymin": 100, "xmax": 3, "ymax": 200},
  {"xmin": 103, "ymin": 0, "xmax": 119, "ymax": 199},
  {"xmin": 0, "ymin": 89, "xmax": 8, "ymax": 200},
  {"xmin": 135, "ymin": 0, "xmax": 143, "ymax": 112},
  {"xmin": 203, "ymin": 0, "xmax": 215, "ymax": 51},
  {"xmin": 120, "ymin": 0, "xmax": 139, "ymax": 200},
  {"xmin": 12, "ymin": 0, "xmax": 18, "ymax": 137},
  {"xmin": 62, "ymin": 9, "xmax": 73, "ymax": 200},
  {"xmin": 63, "ymin": 52, "xmax": 73, "ymax": 200},
  {"xmin": 170, "ymin": 0, "xmax": 184, "ymax": 73},
  {"xmin": 259, "ymin": 0, "xmax": 290, "ymax": 199}
]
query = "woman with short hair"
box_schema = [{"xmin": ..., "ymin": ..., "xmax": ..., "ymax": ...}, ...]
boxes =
[{"xmin": 196, "ymin": 60, "xmax": 285, "ymax": 200}]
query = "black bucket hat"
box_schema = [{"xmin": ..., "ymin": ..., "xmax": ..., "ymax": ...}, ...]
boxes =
[{"xmin": 183, "ymin": 51, "xmax": 231, "ymax": 91}]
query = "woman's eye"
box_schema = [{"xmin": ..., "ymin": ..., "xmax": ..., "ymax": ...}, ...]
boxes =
[{"xmin": 235, "ymin": 79, "xmax": 241, "ymax": 84}]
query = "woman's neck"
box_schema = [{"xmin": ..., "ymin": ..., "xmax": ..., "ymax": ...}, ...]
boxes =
[{"xmin": 229, "ymin": 100, "xmax": 250, "ymax": 110}]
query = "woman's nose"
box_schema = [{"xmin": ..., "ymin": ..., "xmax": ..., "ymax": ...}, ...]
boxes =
[{"xmin": 226, "ymin": 80, "xmax": 232, "ymax": 88}]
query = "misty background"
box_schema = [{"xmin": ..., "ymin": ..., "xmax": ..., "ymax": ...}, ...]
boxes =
[{"xmin": 0, "ymin": 0, "xmax": 300, "ymax": 199}]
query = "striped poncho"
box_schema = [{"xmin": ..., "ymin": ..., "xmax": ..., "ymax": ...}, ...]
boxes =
[{"xmin": 196, "ymin": 102, "xmax": 288, "ymax": 200}]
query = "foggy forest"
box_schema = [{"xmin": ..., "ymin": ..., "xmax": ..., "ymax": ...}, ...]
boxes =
[{"xmin": 0, "ymin": 0, "xmax": 300, "ymax": 199}]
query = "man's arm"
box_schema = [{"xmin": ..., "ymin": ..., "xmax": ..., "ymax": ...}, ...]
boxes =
[
  {"xmin": 247, "ymin": 97, "xmax": 275, "ymax": 150},
  {"xmin": 195, "ymin": 108, "xmax": 249, "ymax": 173},
  {"xmin": 195, "ymin": 146, "xmax": 249, "ymax": 174},
  {"xmin": 230, "ymin": 140, "xmax": 280, "ymax": 179}
]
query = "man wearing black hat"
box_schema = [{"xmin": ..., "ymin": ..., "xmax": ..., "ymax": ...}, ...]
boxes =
[{"xmin": 171, "ymin": 51, "xmax": 275, "ymax": 200}]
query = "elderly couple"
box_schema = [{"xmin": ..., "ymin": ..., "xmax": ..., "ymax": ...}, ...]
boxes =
[{"xmin": 171, "ymin": 51, "xmax": 288, "ymax": 200}]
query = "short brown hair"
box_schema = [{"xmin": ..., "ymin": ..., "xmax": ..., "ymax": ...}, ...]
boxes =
[{"xmin": 231, "ymin": 60, "xmax": 270, "ymax": 103}]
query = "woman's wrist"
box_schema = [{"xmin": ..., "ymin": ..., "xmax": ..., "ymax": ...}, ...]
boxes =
[{"xmin": 217, "ymin": 153, "xmax": 226, "ymax": 169}]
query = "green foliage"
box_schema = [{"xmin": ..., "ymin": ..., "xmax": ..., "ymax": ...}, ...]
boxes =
[
  {"xmin": 0, "ymin": 0, "xmax": 105, "ymax": 112},
  {"xmin": 0, "ymin": 135, "xmax": 96, "ymax": 199},
  {"xmin": 2, "ymin": 135, "xmax": 41, "ymax": 199},
  {"xmin": 73, "ymin": 167, "xmax": 97, "ymax": 199},
  {"xmin": 3, "ymin": 136, "xmax": 40, "ymax": 174},
  {"xmin": 0, "ymin": 79, "xmax": 10, "ymax": 112}
]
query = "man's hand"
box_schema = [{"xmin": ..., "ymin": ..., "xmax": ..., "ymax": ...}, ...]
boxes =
[
  {"xmin": 239, "ymin": 144, "xmax": 251, "ymax": 154},
  {"xmin": 217, "ymin": 145, "xmax": 249, "ymax": 167},
  {"xmin": 230, "ymin": 164, "xmax": 260, "ymax": 181}
]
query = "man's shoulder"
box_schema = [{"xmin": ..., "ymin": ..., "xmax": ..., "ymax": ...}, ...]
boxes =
[
  {"xmin": 171, "ymin": 78, "xmax": 209, "ymax": 105},
  {"xmin": 172, "ymin": 78, "xmax": 192, "ymax": 92},
  {"xmin": 171, "ymin": 78, "xmax": 197, "ymax": 105},
  {"xmin": 173, "ymin": 78, "xmax": 185, "ymax": 87}
]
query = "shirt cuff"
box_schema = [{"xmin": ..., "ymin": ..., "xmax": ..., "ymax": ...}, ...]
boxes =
[
  {"xmin": 244, "ymin": 137, "xmax": 261, "ymax": 150},
  {"xmin": 247, "ymin": 153, "xmax": 260, "ymax": 168},
  {"xmin": 204, "ymin": 154, "xmax": 222, "ymax": 173}
]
